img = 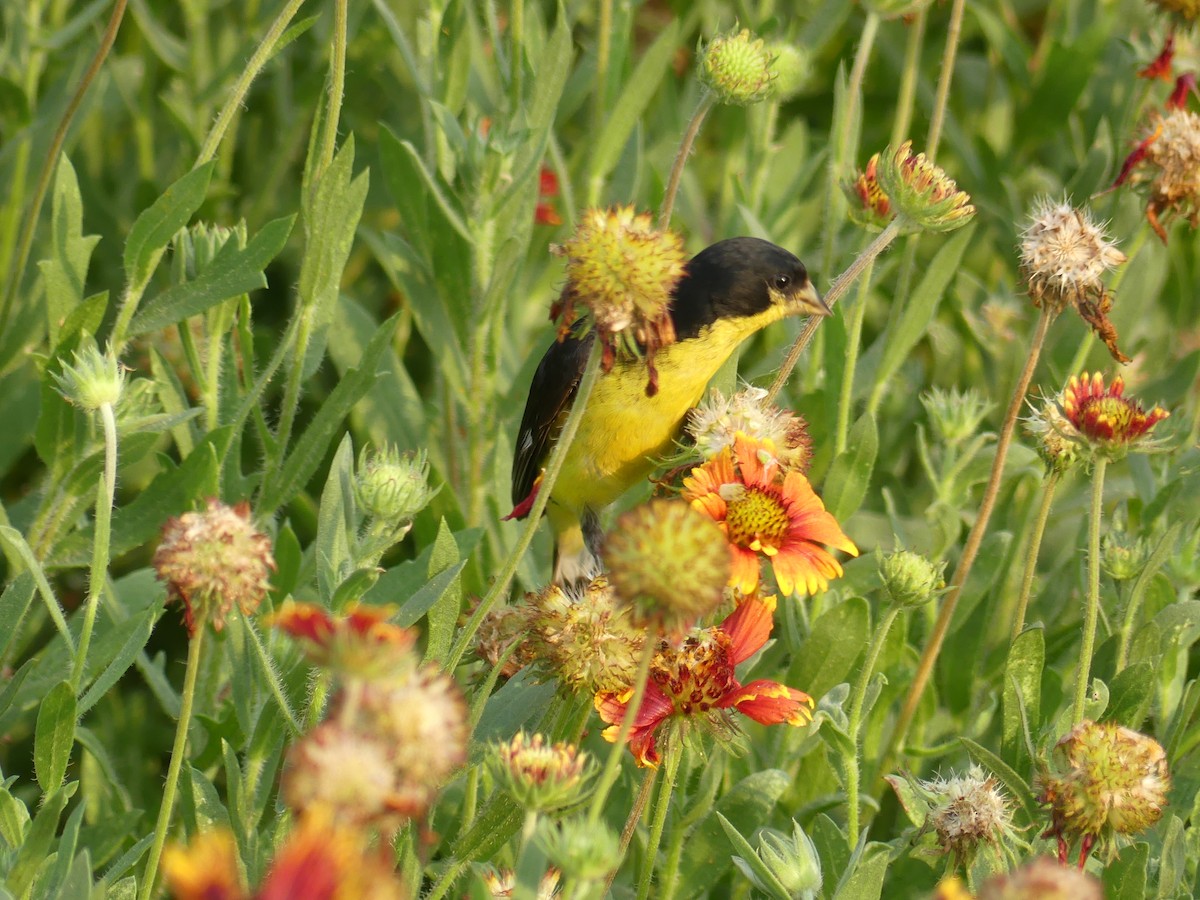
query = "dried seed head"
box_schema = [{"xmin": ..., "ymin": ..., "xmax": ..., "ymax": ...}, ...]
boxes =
[
  {"xmin": 1143, "ymin": 108, "xmax": 1200, "ymax": 241},
  {"xmin": 1148, "ymin": 0, "xmax": 1200, "ymax": 27},
  {"xmin": 876, "ymin": 141, "xmax": 975, "ymax": 232},
  {"xmin": 919, "ymin": 765, "xmax": 1016, "ymax": 865},
  {"xmin": 282, "ymin": 721, "xmax": 403, "ymax": 828},
  {"xmin": 1020, "ymin": 199, "xmax": 1126, "ymax": 320},
  {"xmin": 154, "ymin": 499, "xmax": 275, "ymax": 635},
  {"xmin": 687, "ymin": 387, "xmax": 813, "ymax": 473},
  {"xmin": 699, "ymin": 29, "xmax": 776, "ymax": 106},
  {"xmin": 976, "ymin": 857, "xmax": 1103, "ymax": 900}
]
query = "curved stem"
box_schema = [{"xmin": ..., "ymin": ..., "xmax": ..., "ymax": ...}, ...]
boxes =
[
  {"xmin": 194, "ymin": 0, "xmax": 308, "ymax": 167},
  {"xmin": 637, "ymin": 726, "xmax": 682, "ymax": 900},
  {"xmin": 846, "ymin": 604, "xmax": 900, "ymax": 846},
  {"xmin": 1072, "ymin": 456, "xmax": 1108, "ymax": 725},
  {"xmin": 0, "ymin": 0, "xmax": 128, "ymax": 334},
  {"xmin": 658, "ymin": 93, "xmax": 716, "ymax": 230},
  {"xmin": 889, "ymin": 8, "xmax": 927, "ymax": 149},
  {"xmin": 834, "ymin": 256, "xmax": 875, "ymax": 455},
  {"xmin": 72, "ymin": 401, "xmax": 118, "ymax": 693},
  {"xmin": 767, "ymin": 218, "xmax": 903, "ymax": 406},
  {"xmin": 886, "ymin": 305, "xmax": 1054, "ymax": 767},
  {"xmin": 139, "ymin": 625, "xmax": 206, "ymax": 900},
  {"xmin": 1010, "ymin": 471, "xmax": 1061, "ymax": 641},
  {"xmin": 447, "ymin": 342, "xmax": 604, "ymax": 670},
  {"xmin": 925, "ymin": 0, "xmax": 965, "ymax": 161}
]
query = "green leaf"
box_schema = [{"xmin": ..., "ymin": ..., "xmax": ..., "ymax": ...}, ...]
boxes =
[
  {"xmin": 42, "ymin": 800, "xmax": 85, "ymax": 898},
  {"xmin": 0, "ymin": 572, "xmax": 35, "ymax": 663},
  {"xmin": 127, "ymin": 215, "xmax": 294, "ymax": 336},
  {"xmin": 718, "ymin": 813, "xmax": 792, "ymax": 900},
  {"xmin": 822, "ymin": 412, "xmax": 877, "ymax": 522},
  {"xmin": 960, "ymin": 737, "xmax": 1038, "ymax": 825},
  {"xmin": 0, "ymin": 780, "xmax": 30, "ymax": 849},
  {"xmin": 1002, "ymin": 626, "xmax": 1043, "ymax": 767},
  {"xmin": 1103, "ymin": 662, "xmax": 1155, "ymax": 729},
  {"xmin": 423, "ymin": 518, "xmax": 463, "ymax": 664},
  {"xmin": 789, "ymin": 596, "xmax": 868, "ymax": 700},
  {"xmin": 259, "ymin": 312, "xmax": 399, "ymax": 516},
  {"xmin": 472, "ymin": 667, "xmax": 557, "ymax": 749},
  {"xmin": 680, "ymin": 770, "xmax": 790, "ymax": 893},
  {"xmin": 832, "ymin": 842, "xmax": 890, "ymax": 900},
  {"xmin": 38, "ymin": 154, "xmax": 100, "ymax": 345},
  {"xmin": 77, "ymin": 603, "xmax": 160, "ymax": 715},
  {"xmin": 298, "ymin": 136, "xmax": 369, "ymax": 376},
  {"xmin": 1103, "ymin": 842, "xmax": 1149, "ymax": 900},
  {"xmin": 451, "ymin": 792, "xmax": 523, "ymax": 862},
  {"xmin": 883, "ymin": 773, "xmax": 931, "ymax": 828},
  {"xmin": 7, "ymin": 784, "xmax": 74, "ymax": 898},
  {"xmin": 1156, "ymin": 814, "xmax": 1185, "ymax": 899},
  {"xmin": 35, "ymin": 680, "xmax": 77, "ymax": 792},
  {"xmin": 124, "ymin": 162, "xmax": 214, "ymax": 290},
  {"xmin": 315, "ymin": 433, "xmax": 356, "ymax": 604},
  {"xmin": 395, "ymin": 561, "xmax": 468, "ymax": 628},
  {"xmin": 0, "ymin": 527, "xmax": 73, "ymax": 650}
]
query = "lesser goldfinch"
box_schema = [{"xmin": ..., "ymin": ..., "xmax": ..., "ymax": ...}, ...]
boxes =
[{"xmin": 510, "ymin": 236, "xmax": 828, "ymax": 584}]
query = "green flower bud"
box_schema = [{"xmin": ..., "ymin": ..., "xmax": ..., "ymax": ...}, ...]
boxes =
[
  {"xmin": 1102, "ymin": 530, "xmax": 1148, "ymax": 582},
  {"xmin": 490, "ymin": 733, "xmax": 595, "ymax": 813},
  {"xmin": 732, "ymin": 820, "xmax": 822, "ymax": 899},
  {"xmin": 878, "ymin": 548, "xmax": 945, "ymax": 608},
  {"xmin": 876, "ymin": 141, "xmax": 975, "ymax": 233},
  {"xmin": 699, "ymin": 29, "xmax": 776, "ymax": 106},
  {"xmin": 537, "ymin": 817, "xmax": 620, "ymax": 885},
  {"xmin": 354, "ymin": 446, "xmax": 436, "ymax": 523},
  {"xmin": 52, "ymin": 336, "xmax": 124, "ymax": 411},
  {"xmin": 766, "ymin": 43, "xmax": 809, "ymax": 100},
  {"xmin": 173, "ymin": 221, "xmax": 247, "ymax": 282},
  {"xmin": 921, "ymin": 386, "xmax": 993, "ymax": 446}
]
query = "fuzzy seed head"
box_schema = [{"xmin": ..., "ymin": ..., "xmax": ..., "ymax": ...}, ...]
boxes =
[
  {"xmin": 976, "ymin": 857, "xmax": 1103, "ymax": 900},
  {"xmin": 282, "ymin": 721, "xmax": 400, "ymax": 827},
  {"xmin": 876, "ymin": 141, "xmax": 975, "ymax": 232},
  {"xmin": 491, "ymin": 733, "xmax": 595, "ymax": 812},
  {"xmin": 355, "ymin": 446, "xmax": 436, "ymax": 524},
  {"xmin": 879, "ymin": 549, "xmax": 945, "ymax": 608},
  {"xmin": 1143, "ymin": 109, "xmax": 1200, "ymax": 240},
  {"xmin": 602, "ymin": 499, "xmax": 731, "ymax": 632},
  {"xmin": 699, "ymin": 29, "xmax": 776, "ymax": 106},
  {"xmin": 154, "ymin": 499, "xmax": 275, "ymax": 635},
  {"xmin": 920, "ymin": 766, "xmax": 1015, "ymax": 864},
  {"xmin": 687, "ymin": 387, "xmax": 813, "ymax": 473},
  {"xmin": 1148, "ymin": 0, "xmax": 1200, "ymax": 26},
  {"xmin": 1020, "ymin": 199, "xmax": 1126, "ymax": 315}
]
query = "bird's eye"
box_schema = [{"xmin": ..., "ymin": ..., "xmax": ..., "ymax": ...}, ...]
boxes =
[{"xmin": 772, "ymin": 274, "xmax": 792, "ymax": 291}]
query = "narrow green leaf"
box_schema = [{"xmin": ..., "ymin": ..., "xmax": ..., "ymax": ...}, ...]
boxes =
[
  {"xmin": 832, "ymin": 842, "xmax": 890, "ymax": 900},
  {"xmin": 960, "ymin": 737, "xmax": 1038, "ymax": 825},
  {"xmin": 423, "ymin": 519, "xmax": 462, "ymax": 664},
  {"xmin": 1103, "ymin": 842, "xmax": 1149, "ymax": 900},
  {"xmin": 7, "ymin": 784, "xmax": 74, "ymax": 898},
  {"xmin": 77, "ymin": 604, "xmax": 160, "ymax": 715},
  {"xmin": 1156, "ymin": 814, "xmax": 1185, "ymax": 899},
  {"xmin": 1103, "ymin": 662, "xmax": 1155, "ymax": 728},
  {"xmin": 1002, "ymin": 626, "xmax": 1044, "ymax": 766},
  {"xmin": 680, "ymin": 770, "xmax": 790, "ymax": 890},
  {"xmin": 718, "ymin": 813, "xmax": 792, "ymax": 900},
  {"xmin": 0, "ymin": 527, "xmax": 73, "ymax": 650},
  {"xmin": 38, "ymin": 154, "xmax": 100, "ymax": 345},
  {"xmin": 259, "ymin": 313, "xmax": 399, "ymax": 517},
  {"xmin": 789, "ymin": 596, "xmax": 868, "ymax": 700},
  {"xmin": 43, "ymin": 800, "xmax": 85, "ymax": 897},
  {"xmin": 822, "ymin": 411, "xmax": 877, "ymax": 522},
  {"xmin": 0, "ymin": 781, "xmax": 30, "ymax": 849},
  {"xmin": 124, "ymin": 162, "xmax": 215, "ymax": 289},
  {"xmin": 0, "ymin": 572, "xmax": 35, "ymax": 663},
  {"xmin": 35, "ymin": 681, "xmax": 77, "ymax": 792},
  {"xmin": 127, "ymin": 215, "xmax": 294, "ymax": 337},
  {"xmin": 315, "ymin": 433, "xmax": 356, "ymax": 604},
  {"xmin": 395, "ymin": 561, "xmax": 468, "ymax": 628}
]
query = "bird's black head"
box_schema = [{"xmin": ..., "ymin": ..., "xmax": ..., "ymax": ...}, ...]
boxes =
[{"xmin": 669, "ymin": 237, "xmax": 828, "ymax": 341}]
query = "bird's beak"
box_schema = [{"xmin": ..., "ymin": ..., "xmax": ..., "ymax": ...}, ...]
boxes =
[{"xmin": 791, "ymin": 280, "xmax": 832, "ymax": 318}]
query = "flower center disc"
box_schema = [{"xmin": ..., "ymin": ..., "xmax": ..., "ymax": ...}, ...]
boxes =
[
  {"xmin": 725, "ymin": 487, "xmax": 789, "ymax": 550},
  {"xmin": 1084, "ymin": 396, "xmax": 1133, "ymax": 439}
]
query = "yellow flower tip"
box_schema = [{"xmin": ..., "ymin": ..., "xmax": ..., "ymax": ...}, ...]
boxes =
[
  {"xmin": 876, "ymin": 140, "xmax": 975, "ymax": 233},
  {"xmin": 699, "ymin": 28, "xmax": 776, "ymax": 106},
  {"xmin": 844, "ymin": 153, "xmax": 894, "ymax": 231}
]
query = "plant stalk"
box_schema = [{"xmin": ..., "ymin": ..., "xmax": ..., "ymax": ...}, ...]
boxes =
[
  {"xmin": 1072, "ymin": 456, "xmax": 1109, "ymax": 725},
  {"xmin": 846, "ymin": 604, "xmax": 900, "ymax": 846},
  {"xmin": 1011, "ymin": 471, "xmax": 1061, "ymax": 641}
]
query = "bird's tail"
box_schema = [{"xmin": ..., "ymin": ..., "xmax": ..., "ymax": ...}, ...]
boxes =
[{"xmin": 550, "ymin": 507, "xmax": 603, "ymax": 587}]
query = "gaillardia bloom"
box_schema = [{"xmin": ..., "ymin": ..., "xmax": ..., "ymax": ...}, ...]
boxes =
[
  {"xmin": 845, "ymin": 153, "xmax": 893, "ymax": 231},
  {"xmin": 594, "ymin": 594, "xmax": 814, "ymax": 767},
  {"xmin": 682, "ymin": 433, "xmax": 857, "ymax": 596},
  {"xmin": 269, "ymin": 600, "xmax": 415, "ymax": 681},
  {"xmin": 875, "ymin": 140, "xmax": 975, "ymax": 233},
  {"xmin": 1060, "ymin": 372, "xmax": 1169, "ymax": 458}
]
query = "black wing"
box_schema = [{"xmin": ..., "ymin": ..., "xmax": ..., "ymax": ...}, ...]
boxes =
[{"xmin": 511, "ymin": 330, "xmax": 594, "ymax": 508}]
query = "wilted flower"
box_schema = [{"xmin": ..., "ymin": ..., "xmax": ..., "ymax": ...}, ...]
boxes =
[
  {"xmin": 269, "ymin": 601, "xmax": 416, "ymax": 682},
  {"xmin": 1037, "ymin": 720, "xmax": 1170, "ymax": 865},
  {"xmin": 732, "ymin": 819, "xmax": 822, "ymax": 900},
  {"xmin": 535, "ymin": 166, "xmax": 562, "ymax": 226},
  {"xmin": 682, "ymin": 433, "xmax": 858, "ymax": 597},
  {"xmin": 154, "ymin": 499, "xmax": 275, "ymax": 635},
  {"xmin": 602, "ymin": 499, "xmax": 730, "ymax": 631},
  {"xmin": 1019, "ymin": 198, "xmax": 1129, "ymax": 360},
  {"xmin": 595, "ymin": 594, "xmax": 814, "ymax": 767},
  {"xmin": 918, "ymin": 766, "xmax": 1016, "ymax": 867},
  {"xmin": 875, "ymin": 141, "xmax": 975, "ymax": 233},
  {"xmin": 1138, "ymin": 31, "xmax": 1175, "ymax": 81},
  {"xmin": 1060, "ymin": 372, "xmax": 1169, "ymax": 458},
  {"xmin": 922, "ymin": 386, "xmax": 993, "ymax": 446},
  {"xmin": 355, "ymin": 446, "xmax": 435, "ymax": 524},
  {"xmin": 687, "ymin": 387, "xmax": 813, "ymax": 473},
  {"xmin": 474, "ymin": 602, "xmax": 536, "ymax": 678},
  {"xmin": 490, "ymin": 733, "xmax": 595, "ymax": 812},
  {"xmin": 551, "ymin": 206, "xmax": 687, "ymax": 393},
  {"xmin": 976, "ymin": 857, "xmax": 1103, "ymax": 900},
  {"xmin": 52, "ymin": 336, "xmax": 125, "ymax": 411},
  {"xmin": 845, "ymin": 153, "xmax": 893, "ymax": 231},
  {"xmin": 525, "ymin": 576, "xmax": 645, "ymax": 694},
  {"xmin": 879, "ymin": 549, "xmax": 945, "ymax": 608},
  {"xmin": 1142, "ymin": 108, "xmax": 1200, "ymax": 241},
  {"xmin": 480, "ymin": 866, "xmax": 561, "ymax": 899},
  {"xmin": 699, "ymin": 28, "xmax": 776, "ymax": 105}
]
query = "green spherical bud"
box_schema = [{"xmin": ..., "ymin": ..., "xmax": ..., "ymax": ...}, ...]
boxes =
[
  {"xmin": 878, "ymin": 548, "xmax": 944, "ymax": 608},
  {"xmin": 173, "ymin": 221, "xmax": 247, "ymax": 282},
  {"xmin": 537, "ymin": 817, "xmax": 620, "ymax": 885},
  {"xmin": 52, "ymin": 336, "xmax": 124, "ymax": 411},
  {"xmin": 489, "ymin": 733, "xmax": 595, "ymax": 813},
  {"xmin": 354, "ymin": 446, "xmax": 436, "ymax": 523},
  {"xmin": 733, "ymin": 820, "xmax": 822, "ymax": 899},
  {"xmin": 1102, "ymin": 531, "xmax": 1148, "ymax": 582},
  {"xmin": 699, "ymin": 29, "xmax": 776, "ymax": 106},
  {"xmin": 766, "ymin": 43, "xmax": 809, "ymax": 100},
  {"xmin": 876, "ymin": 140, "xmax": 975, "ymax": 233}
]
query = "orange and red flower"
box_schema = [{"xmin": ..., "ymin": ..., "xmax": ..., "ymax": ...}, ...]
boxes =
[
  {"xmin": 594, "ymin": 594, "xmax": 813, "ymax": 767},
  {"xmin": 682, "ymin": 433, "xmax": 858, "ymax": 596},
  {"xmin": 1061, "ymin": 372, "xmax": 1169, "ymax": 450},
  {"xmin": 268, "ymin": 600, "xmax": 415, "ymax": 680}
]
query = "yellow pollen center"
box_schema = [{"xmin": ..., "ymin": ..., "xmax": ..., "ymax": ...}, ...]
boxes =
[
  {"xmin": 1086, "ymin": 397, "xmax": 1133, "ymax": 437},
  {"xmin": 725, "ymin": 487, "xmax": 790, "ymax": 550}
]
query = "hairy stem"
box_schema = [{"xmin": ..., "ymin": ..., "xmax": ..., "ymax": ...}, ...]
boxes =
[
  {"xmin": 1072, "ymin": 456, "xmax": 1109, "ymax": 724},
  {"xmin": 658, "ymin": 93, "xmax": 716, "ymax": 229},
  {"xmin": 1011, "ymin": 471, "xmax": 1061, "ymax": 641},
  {"xmin": 846, "ymin": 604, "xmax": 900, "ymax": 846}
]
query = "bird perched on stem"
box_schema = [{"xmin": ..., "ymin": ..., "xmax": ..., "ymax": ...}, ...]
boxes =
[{"xmin": 509, "ymin": 234, "xmax": 828, "ymax": 585}]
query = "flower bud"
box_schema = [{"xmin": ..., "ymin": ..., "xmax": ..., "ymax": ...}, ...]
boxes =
[
  {"xmin": 1102, "ymin": 530, "xmax": 1148, "ymax": 582},
  {"xmin": 355, "ymin": 446, "xmax": 436, "ymax": 523},
  {"xmin": 921, "ymin": 386, "xmax": 992, "ymax": 446},
  {"xmin": 490, "ymin": 733, "xmax": 595, "ymax": 812},
  {"xmin": 878, "ymin": 549, "xmax": 945, "ymax": 608},
  {"xmin": 174, "ymin": 221, "xmax": 246, "ymax": 282},
  {"xmin": 844, "ymin": 153, "xmax": 893, "ymax": 231},
  {"xmin": 766, "ymin": 43, "xmax": 809, "ymax": 100},
  {"xmin": 876, "ymin": 141, "xmax": 975, "ymax": 233},
  {"xmin": 732, "ymin": 819, "xmax": 822, "ymax": 899},
  {"xmin": 52, "ymin": 336, "xmax": 124, "ymax": 411},
  {"xmin": 537, "ymin": 818, "xmax": 620, "ymax": 885},
  {"xmin": 699, "ymin": 29, "xmax": 776, "ymax": 106}
]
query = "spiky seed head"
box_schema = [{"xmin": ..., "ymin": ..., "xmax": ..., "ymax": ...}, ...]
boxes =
[
  {"xmin": 52, "ymin": 336, "xmax": 124, "ymax": 411},
  {"xmin": 1020, "ymin": 199, "xmax": 1126, "ymax": 316},
  {"xmin": 699, "ymin": 29, "xmax": 776, "ymax": 106}
]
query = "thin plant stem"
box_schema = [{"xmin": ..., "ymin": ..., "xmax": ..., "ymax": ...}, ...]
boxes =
[
  {"xmin": 510, "ymin": 0, "xmax": 524, "ymax": 103},
  {"xmin": 1072, "ymin": 456, "xmax": 1109, "ymax": 725},
  {"xmin": 845, "ymin": 604, "xmax": 900, "ymax": 847},
  {"xmin": 890, "ymin": 8, "xmax": 927, "ymax": 149},
  {"xmin": 887, "ymin": 305, "xmax": 1054, "ymax": 767},
  {"xmin": 587, "ymin": 634, "xmax": 657, "ymax": 828},
  {"xmin": 139, "ymin": 625, "xmax": 207, "ymax": 900},
  {"xmin": 820, "ymin": 11, "xmax": 879, "ymax": 279},
  {"xmin": 0, "ymin": 0, "xmax": 128, "ymax": 334},
  {"xmin": 767, "ymin": 218, "xmax": 903, "ymax": 406},
  {"xmin": 194, "ymin": 0, "xmax": 308, "ymax": 168},
  {"xmin": 592, "ymin": 0, "xmax": 611, "ymax": 126},
  {"xmin": 1011, "ymin": 471, "xmax": 1062, "ymax": 641},
  {"xmin": 835, "ymin": 256, "xmax": 875, "ymax": 455},
  {"xmin": 71, "ymin": 401, "xmax": 118, "ymax": 693},
  {"xmin": 446, "ymin": 342, "xmax": 604, "ymax": 670},
  {"xmin": 658, "ymin": 93, "xmax": 716, "ymax": 229},
  {"xmin": 314, "ymin": 0, "xmax": 349, "ymax": 185},
  {"xmin": 637, "ymin": 725, "xmax": 683, "ymax": 900},
  {"xmin": 925, "ymin": 0, "xmax": 965, "ymax": 161},
  {"xmin": 605, "ymin": 765, "xmax": 657, "ymax": 896}
]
